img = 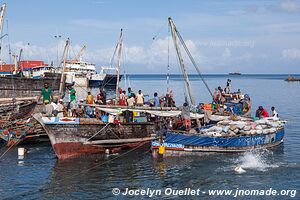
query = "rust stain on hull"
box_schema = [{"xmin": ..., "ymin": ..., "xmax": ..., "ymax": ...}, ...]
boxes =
[{"xmin": 53, "ymin": 141, "xmax": 150, "ymax": 159}]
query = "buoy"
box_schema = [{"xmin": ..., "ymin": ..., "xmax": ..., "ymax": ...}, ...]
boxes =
[
  {"xmin": 234, "ymin": 165, "xmax": 246, "ymax": 173},
  {"xmin": 158, "ymin": 146, "xmax": 165, "ymax": 155}
]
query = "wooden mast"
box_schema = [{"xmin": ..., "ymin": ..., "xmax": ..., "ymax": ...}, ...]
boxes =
[
  {"xmin": 115, "ymin": 29, "xmax": 123, "ymax": 100},
  {"xmin": 168, "ymin": 17, "xmax": 195, "ymax": 106},
  {"xmin": 0, "ymin": 3, "xmax": 6, "ymax": 59},
  {"xmin": 59, "ymin": 38, "xmax": 70, "ymax": 97}
]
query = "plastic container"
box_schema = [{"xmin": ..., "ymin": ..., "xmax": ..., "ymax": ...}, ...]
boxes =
[
  {"xmin": 101, "ymin": 115, "xmax": 108, "ymax": 123},
  {"xmin": 18, "ymin": 148, "xmax": 25, "ymax": 156},
  {"xmin": 108, "ymin": 115, "xmax": 115, "ymax": 123}
]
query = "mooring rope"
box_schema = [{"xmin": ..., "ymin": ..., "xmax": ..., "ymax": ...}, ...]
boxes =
[{"xmin": 0, "ymin": 138, "xmax": 22, "ymax": 160}]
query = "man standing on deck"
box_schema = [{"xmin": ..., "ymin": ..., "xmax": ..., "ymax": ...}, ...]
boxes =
[
  {"xmin": 128, "ymin": 87, "xmax": 133, "ymax": 98},
  {"xmin": 38, "ymin": 83, "xmax": 53, "ymax": 104},
  {"xmin": 154, "ymin": 92, "xmax": 160, "ymax": 107},
  {"xmin": 136, "ymin": 90, "xmax": 144, "ymax": 106},
  {"xmin": 64, "ymin": 85, "xmax": 76, "ymax": 117},
  {"xmin": 86, "ymin": 91, "xmax": 94, "ymax": 104},
  {"xmin": 96, "ymin": 87, "xmax": 106, "ymax": 105}
]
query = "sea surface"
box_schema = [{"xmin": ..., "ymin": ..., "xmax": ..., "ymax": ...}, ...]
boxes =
[{"xmin": 0, "ymin": 74, "xmax": 299, "ymax": 199}]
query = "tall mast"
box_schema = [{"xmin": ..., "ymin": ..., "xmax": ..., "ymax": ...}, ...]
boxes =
[
  {"xmin": 0, "ymin": 3, "xmax": 6, "ymax": 59},
  {"xmin": 0, "ymin": 4, "xmax": 6, "ymax": 35},
  {"xmin": 168, "ymin": 17, "xmax": 195, "ymax": 106},
  {"xmin": 59, "ymin": 38, "xmax": 70, "ymax": 96},
  {"xmin": 115, "ymin": 29, "xmax": 123, "ymax": 100}
]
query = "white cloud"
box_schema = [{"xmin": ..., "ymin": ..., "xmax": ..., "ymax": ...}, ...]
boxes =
[
  {"xmin": 281, "ymin": 48, "xmax": 300, "ymax": 59},
  {"xmin": 0, "ymin": 37, "xmax": 207, "ymax": 73},
  {"xmin": 280, "ymin": 0, "xmax": 300, "ymax": 12}
]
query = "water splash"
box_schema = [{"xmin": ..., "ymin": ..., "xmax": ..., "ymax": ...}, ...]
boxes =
[{"xmin": 237, "ymin": 150, "xmax": 279, "ymax": 171}]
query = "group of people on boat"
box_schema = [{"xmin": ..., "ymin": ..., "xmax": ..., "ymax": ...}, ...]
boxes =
[
  {"xmin": 37, "ymin": 79, "xmax": 280, "ymax": 134},
  {"xmin": 255, "ymin": 106, "xmax": 279, "ymax": 119},
  {"xmin": 37, "ymin": 83, "xmax": 177, "ymax": 119}
]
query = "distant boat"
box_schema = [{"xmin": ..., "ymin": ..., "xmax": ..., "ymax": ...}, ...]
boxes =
[
  {"xmin": 285, "ymin": 76, "xmax": 300, "ymax": 82},
  {"xmin": 229, "ymin": 72, "xmax": 242, "ymax": 75}
]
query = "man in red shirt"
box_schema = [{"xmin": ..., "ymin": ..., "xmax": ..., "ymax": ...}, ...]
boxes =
[{"xmin": 256, "ymin": 106, "xmax": 269, "ymax": 118}]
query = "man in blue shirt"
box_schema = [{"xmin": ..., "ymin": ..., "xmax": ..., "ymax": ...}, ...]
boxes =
[{"xmin": 154, "ymin": 92, "xmax": 160, "ymax": 107}]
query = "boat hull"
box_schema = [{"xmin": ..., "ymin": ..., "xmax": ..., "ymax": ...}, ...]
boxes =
[
  {"xmin": 89, "ymin": 74, "xmax": 122, "ymax": 87},
  {"xmin": 152, "ymin": 129, "xmax": 284, "ymax": 157},
  {"xmin": 0, "ymin": 75, "xmax": 60, "ymax": 98},
  {"xmin": 34, "ymin": 116, "xmax": 156, "ymax": 159},
  {"xmin": 0, "ymin": 101, "xmax": 37, "ymax": 120}
]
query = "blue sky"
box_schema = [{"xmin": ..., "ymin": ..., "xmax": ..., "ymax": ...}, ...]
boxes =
[{"xmin": 1, "ymin": 0, "xmax": 300, "ymax": 73}]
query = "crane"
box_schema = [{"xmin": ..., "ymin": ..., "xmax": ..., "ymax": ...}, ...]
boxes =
[
  {"xmin": 18, "ymin": 48, "xmax": 23, "ymax": 70},
  {"xmin": 73, "ymin": 45, "xmax": 87, "ymax": 61}
]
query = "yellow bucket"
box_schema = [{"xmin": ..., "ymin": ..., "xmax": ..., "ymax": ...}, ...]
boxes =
[{"xmin": 158, "ymin": 146, "xmax": 165, "ymax": 155}]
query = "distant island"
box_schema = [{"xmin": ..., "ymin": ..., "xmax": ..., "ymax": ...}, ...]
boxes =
[{"xmin": 229, "ymin": 72, "xmax": 242, "ymax": 75}]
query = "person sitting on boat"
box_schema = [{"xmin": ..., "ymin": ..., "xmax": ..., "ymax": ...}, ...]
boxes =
[
  {"xmin": 242, "ymin": 94, "xmax": 251, "ymax": 117},
  {"xmin": 119, "ymin": 90, "xmax": 127, "ymax": 106},
  {"xmin": 96, "ymin": 87, "xmax": 106, "ymax": 105},
  {"xmin": 127, "ymin": 93, "xmax": 136, "ymax": 107},
  {"xmin": 182, "ymin": 102, "xmax": 191, "ymax": 131},
  {"xmin": 136, "ymin": 90, "xmax": 144, "ymax": 106},
  {"xmin": 38, "ymin": 83, "xmax": 53, "ymax": 104},
  {"xmin": 217, "ymin": 86, "xmax": 224, "ymax": 104},
  {"xmin": 76, "ymin": 104, "xmax": 85, "ymax": 118},
  {"xmin": 256, "ymin": 106, "xmax": 269, "ymax": 118},
  {"xmin": 213, "ymin": 88, "xmax": 218, "ymax": 102},
  {"xmin": 85, "ymin": 105, "xmax": 94, "ymax": 118},
  {"xmin": 56, "ymin": 99, "xmax": 65, "ymax": 118},
  {"xmin": 42, "ymin": 100, "xmax": 54, "ymax": 117},
  {"xmin": 271, "ymin": 106, "xmax": 279, "ymax": 118},
  {"xmin": 86, "ymin": 91, "xmax": 94, "ymax": 104}
]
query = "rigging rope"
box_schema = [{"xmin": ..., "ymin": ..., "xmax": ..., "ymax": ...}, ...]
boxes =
[{"xmin": 174, "ymin": 27, "xmax": 214, "ymax": 98}]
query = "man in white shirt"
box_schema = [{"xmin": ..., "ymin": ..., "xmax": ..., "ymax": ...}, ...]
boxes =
[{"xmin": 136, "ymin": 90, "xmax": 144, "ymax": 106}]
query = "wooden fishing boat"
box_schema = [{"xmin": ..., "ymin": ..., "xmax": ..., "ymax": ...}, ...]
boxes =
[
  {"xmin": 150, "ymin": 18, "xmax": 286, "ymax": 158},
  {"xmin": 34, "ymin": 114, "xmax": 156, "ymax": 159},
  {"xmin": 0, "ymin": 75, "xmax": 61, "ymax": 98},
  {"xmin": 152, "ymin": 129, "xmax": 284, "ymax": 157},
  {"xmin": 0, "ymin": 100, "xmax": 37, "ymax": 120},
  {"xmin": 0, "ymin": 116, "xmax": 47, "ymax": 146}
]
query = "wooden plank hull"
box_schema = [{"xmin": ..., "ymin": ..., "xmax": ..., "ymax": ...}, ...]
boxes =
[
  {"xmin": 0, "ymin": 101, "xmax": 37, "ymax": 120},
  {"xmin": 152, "ymin": 129, "xmax": 285, "ymax": 157},
  {"xmin": 34, "ymin": 116, "xmax": 156, "ymax": 159},
  {"xmin": 0, "ymin": 76, "xmax": 61, "ymax": 98}
]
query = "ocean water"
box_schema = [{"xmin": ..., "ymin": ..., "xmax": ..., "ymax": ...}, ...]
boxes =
[{"xmin": 0, "ymin": 74, "xmax": 299, "ymax": 199}]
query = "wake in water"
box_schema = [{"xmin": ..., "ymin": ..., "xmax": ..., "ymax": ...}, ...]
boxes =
[{"xmin": 235, "ymin": 149, "xmax": 279, "ymax": 172}]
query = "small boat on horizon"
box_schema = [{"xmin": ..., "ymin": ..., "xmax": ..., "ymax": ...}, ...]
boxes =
[
  {"xmin": 285, "ymin": 76, "xmax": 300, "ymax": 82},
  {"xmin": 229, "ymin": 72, "xmax": 242, "ymax": 75}
]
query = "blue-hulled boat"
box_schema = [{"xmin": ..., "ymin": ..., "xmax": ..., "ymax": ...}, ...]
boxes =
[{"xmin": 152, "ymin": 129, "xmax": 284, "ymax": 156}]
